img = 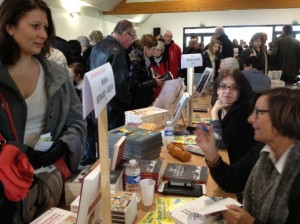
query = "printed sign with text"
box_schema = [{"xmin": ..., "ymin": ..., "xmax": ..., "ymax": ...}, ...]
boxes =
[{"xmin": 82, "ymin": 62, "xmax": 115, "ymax": 119}]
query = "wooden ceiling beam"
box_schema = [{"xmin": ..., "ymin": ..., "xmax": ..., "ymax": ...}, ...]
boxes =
[{"xmin": 104, "ymin": 0, "xmax": 300, "ymax": 15}]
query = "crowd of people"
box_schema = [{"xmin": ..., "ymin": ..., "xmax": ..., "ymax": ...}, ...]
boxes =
[
  {"xmin": 1, "ymin": 0, "xmax": 300, "ymax": 223},
  {"xmin": 43, "ymin": 22, "xmax": 300, "ymax": 169}
]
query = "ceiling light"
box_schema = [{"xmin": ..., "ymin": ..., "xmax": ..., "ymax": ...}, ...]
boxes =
[
  {"xmin": 69, "ymin": 12, "xmax": 82, "ymax": 17},
  {"xmin": 60, "ymin": 0, "xmax": 92, "ymax": 13}
]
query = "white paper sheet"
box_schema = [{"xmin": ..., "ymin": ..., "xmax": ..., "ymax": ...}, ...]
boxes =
[{"xmin": 82, "ymin": 62, "xmax": 115, "ymax": 119}]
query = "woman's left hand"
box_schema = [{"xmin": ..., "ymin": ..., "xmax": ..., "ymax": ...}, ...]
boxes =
[{"xmin": 222, "ymin": 205, "xmax": 255, "ymax": 224}]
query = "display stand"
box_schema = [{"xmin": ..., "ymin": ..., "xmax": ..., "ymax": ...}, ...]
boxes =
[
  {"xmin": 82, "ymin": 62, "xmax": 116, "ymax": 224},
  {"xmin": 187, "ymin": 67, "xmax": 194, "ymax": 126},
  {"xmin": 97, "ymin": 107, "xmax": 111, "ymax": 224},
  {"xmin": 181, "ymin": 53, "xmax": 202, "ymax": 127}
]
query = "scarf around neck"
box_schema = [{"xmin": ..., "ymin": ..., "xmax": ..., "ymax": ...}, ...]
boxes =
[
  {"xmin": 154, "ymin": 55, "xmax": 162, "ymax": 66},
  {"xmin": 244, "ymin": 141, "xmax": 300, "ymax": 223}
]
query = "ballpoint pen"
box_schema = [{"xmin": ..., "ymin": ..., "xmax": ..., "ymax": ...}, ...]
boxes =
[{"xmin": 198, "ymin": 124, "xmax": 222, "ymax": 140}]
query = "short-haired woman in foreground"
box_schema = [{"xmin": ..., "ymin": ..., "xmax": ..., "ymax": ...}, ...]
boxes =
[{"xmin": 196, "ymin": 87, "xmax": 300, "ymax": 223}]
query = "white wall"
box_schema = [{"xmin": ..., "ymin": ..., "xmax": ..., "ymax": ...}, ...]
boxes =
[
  {"xmin": 49, "ymin": 6, "xmax": 119, "ymax": 40},
  {"xmin": 136, "ymin": 8, "xmax": 300, "ymax": 49},
  {"xmin": 9, "ymin": 3, "xmax": 300, "ymax": 47}
]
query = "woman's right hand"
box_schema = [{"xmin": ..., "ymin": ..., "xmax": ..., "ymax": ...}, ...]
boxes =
[
  {"xmin": 195, "ymin": 124, "xmax": 219, "ymax": 162},
  {"xmin": 155, "ymin": 77, "xmax": 165, "ymax": 87}
]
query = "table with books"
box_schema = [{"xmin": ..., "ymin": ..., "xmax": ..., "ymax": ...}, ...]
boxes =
[
  {"xmin": 135, "ymin": 93, "xmax": 236, "ymax": 223},
  {"xmin": 135, "ymin": 148, "xmax": 235, "ymax": 223},
  {"xmin": 48, "ymin": 93, "xmax": 236, "ymax": 224}
]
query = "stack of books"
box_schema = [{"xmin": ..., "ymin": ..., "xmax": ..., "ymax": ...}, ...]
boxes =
[
  {"xmin": 125, "ymin": 106, "xmax": 170, "ymax": 129},
  {"xmin": 118, "ymin": 159, "xmax": 163, "ymax": 192},
  {"xmin": 163, "ymin": 163, "xmax": 209, "ymax": 185},
  {"xmin": 108, "ymin": 126, "xmax": 163, "ymax": 160},
  {"xmin": 64, "ymin": 168, "xmax": 90, "ymax": 206},
  {"xmin": 138, "ymin": 159, "xmax": 163, "ymax": 190},
  {"xmin": 110, "ymin": 169, "xmax": 123, "ymax": 193},
  {"xmin": 111, "ymin": 191, "xmax": 138, "ymax": 224},
  {"xmin": 70, "ymin": 191, "xmax": 138, "ymax": 224},
  {"xmin": 65, "ymin": 167, "xmax": 123, "ymax": 206}
]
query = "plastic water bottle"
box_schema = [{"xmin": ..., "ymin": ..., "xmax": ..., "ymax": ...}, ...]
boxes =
[
  {"xmin": 163, "ymin": 121, "xmax": 175, "ymax": 147},
  {"xmin": 125, "ymin": 159, "xmax": 141, "ymax": 202}
]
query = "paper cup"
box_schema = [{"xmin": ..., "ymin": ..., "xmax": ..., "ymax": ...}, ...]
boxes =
[{"xmin": 140, "ymin": 179, "xmax": 156, "ymax": 206}]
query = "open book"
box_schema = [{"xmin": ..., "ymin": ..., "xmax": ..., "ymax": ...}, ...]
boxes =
[{"xmin": 168, "ymin": 195, "xmax": 241, "ymax": 224}]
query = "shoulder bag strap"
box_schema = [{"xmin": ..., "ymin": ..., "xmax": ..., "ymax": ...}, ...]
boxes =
[{"xmin": 0, "ymin": 93, "xmax": 19, "ymax": 141}]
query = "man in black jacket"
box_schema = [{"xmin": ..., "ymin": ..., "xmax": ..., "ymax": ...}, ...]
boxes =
[
  {"xmin": 89, "ymin": 20, "xmax": 136, "ymax": 130},
  {"xmin": 270, "ymin": 25, "xmax": 300, "ymax": 84},
  {"xmin": 214, "ymin": 26, "xmax": 234, "ymax": 59}
]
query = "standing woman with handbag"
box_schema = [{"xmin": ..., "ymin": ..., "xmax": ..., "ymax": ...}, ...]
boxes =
[{"xmin": 0, "ymin": 0, "xmax": 87, "ymax": 223}]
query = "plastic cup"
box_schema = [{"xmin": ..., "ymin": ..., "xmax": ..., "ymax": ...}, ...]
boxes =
[{"xmin": 139, "ymin": 179, "xmax": 156, "ymax": 206}]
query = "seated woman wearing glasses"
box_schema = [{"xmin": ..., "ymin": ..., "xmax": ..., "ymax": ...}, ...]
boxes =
[
  {"xmin": 196, "ymin": 87, "xmax": 300, "ymax": 223},
  {"xmin": 210, "ymin": 68, "xmax": 256, "ymax": 163},
  {"xmin": 129, "ymin": 34, "xmax": 165, "ymax": 110}
]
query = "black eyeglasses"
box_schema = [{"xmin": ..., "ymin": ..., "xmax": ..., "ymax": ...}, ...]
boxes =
[
  {"xmin": 218, "ymin": 83, "xmax": 239, "ymax": 91},
  {"xmin": 128, "ymin": 32, "xmax": 137, "ymax": 41},
  {"xmin": 253, "ymin": 108, "xmax": 269, "ymax": 119}
]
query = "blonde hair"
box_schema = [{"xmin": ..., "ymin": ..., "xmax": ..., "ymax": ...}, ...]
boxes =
[
  {"xmin": 188, "ymin": 39, "xmax": 199, "ymax": 49},
  {"xmin": 208, "ymin": 39, "xmax": 221, "ymax": 54}
]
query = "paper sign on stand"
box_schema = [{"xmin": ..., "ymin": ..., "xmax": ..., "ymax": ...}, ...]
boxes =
[
  {"xmin": 181, "ymin": 54, "xmax": 203, "ymax": 126},
  {"xmin": 83, "ymin": 62, "xmax": 115, "ymax": 118},
  {"xmin": 82, "ymin": 62, "xmax": 115, "ymax": 224},
  {"xmin": 181, "ymin": 53, "xmax": 202, "ymax": 69}
]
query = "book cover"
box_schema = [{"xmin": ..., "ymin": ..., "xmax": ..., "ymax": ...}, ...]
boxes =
[
  {"xmin": 156, "ymin": 197, "xmax": 197, "ymax": 224},
  {"xmin": 125, "ymin": 107, "xmax": 169, "ymax": 119},
  {"xmin": 110, "ymin": 126, "xmax": 162, "ymax": 145},
  {"xmin": 139, "ymin": 159, "xmax": 163, "ymax": 189},
  {"xmin": 29, "ymin": 207, "xmax": 77, "ymax": 224},
  {"xmin": 138, "ymin": 197, "xmax": 197, "ymax": 224},
  {"xmin": 138, "ymin": 211, "xmax": 156, "ymax": 224},
  {"xmin": 111, "ymin": 136, "xmax": 126, "ymax": 170},
  {"xmin": 111, "ymin": 191, "xmax": 137, "ymax": 224},
  {"xmin": 77, "ymin": 165, "xmax": 102, "ymax": 224},
  {"xmin": 118, "ymin": 159, "xmax": 163, "ymax": 190},
  {"xmin": 168, "ymin": 196, "xmax": 241, "ymax": 224},
  {"xmin": 173, "ymin": 132, "xmax": 197, "ymax": 145},
  {"xmin": 64, "ymin": 167, "xmax": 90, "ymax": 205},
  {"xmin": 137, "ymin": 122, "xmax": 157, "ymax": 131},
  {"xmin": 138, "ymin": 159, "xmax": 163, "ymax": 177},
  {"xmin": 158, "ymin": 71, "xmax": 173, "ymax": 80},
  {"xmin": 163, "ymin": 163, "xmax": 208, "ymax": 184},
  {"xmin": 110, "ymin": 169, "xmax": 123, "ymax": 193}
]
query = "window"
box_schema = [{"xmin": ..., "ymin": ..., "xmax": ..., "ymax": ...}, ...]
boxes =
[{"xmin": 183, "ymin": 25, "xmax": 300, "ymax": 51}]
